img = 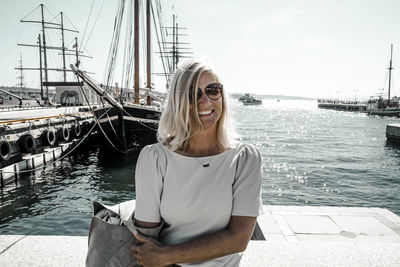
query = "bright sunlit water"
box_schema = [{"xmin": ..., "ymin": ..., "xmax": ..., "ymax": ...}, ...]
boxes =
[{"xmin": 1, "ymin": 99, "xmax": 400, "ymax": 235}]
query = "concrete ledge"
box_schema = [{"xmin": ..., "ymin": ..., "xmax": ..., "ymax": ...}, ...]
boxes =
[
  {"xmin": 260, "ymin": 205, "xmax": 400, "ymax": 242},
  {"xmin": 1, "ymin": 205, "xmax": 400, "ymax": 266},
  {"xmin": 242, "ymin": 241, "xmax": 400, "ymax": 266},
  {"xmin": 0, "ymin": 235, "xmax": 87, "ymax": 267},
  {"xmin": 1, "ymin": 235, "xmax": 400, "ymax": 267}
]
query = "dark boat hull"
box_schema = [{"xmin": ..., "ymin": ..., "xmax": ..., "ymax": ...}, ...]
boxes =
[
  {"xmin": 368, "ymin": 109, "xmax": 400, "ymax": 117},
  {"xmin": 94, "ymin": 104, "xmax": 161, "ymax": 152}
]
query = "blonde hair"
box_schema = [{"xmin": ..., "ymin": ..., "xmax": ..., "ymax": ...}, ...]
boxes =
[{"xmin": 157, "ymin": 58, "xmax": 235, "ymax": 151}]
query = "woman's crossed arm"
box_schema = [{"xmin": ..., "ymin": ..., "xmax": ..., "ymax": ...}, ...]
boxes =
[{"xmin": 132, "ymin": 215, "xmax": 257, "ymax": 267}]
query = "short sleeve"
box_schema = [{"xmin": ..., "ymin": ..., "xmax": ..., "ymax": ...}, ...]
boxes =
[
  {"xmin": 134, "ymin": 144, "xmax": 166, "ymax": 223},
  {"xmin": 232, "ymin": 144, "xmax": 263, "ymax": 217}
]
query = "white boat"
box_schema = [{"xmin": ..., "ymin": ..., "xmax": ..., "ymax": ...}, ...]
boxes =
[{"xmin": 239, "ymin": 94, "xmax": 262, "ymax": 105}]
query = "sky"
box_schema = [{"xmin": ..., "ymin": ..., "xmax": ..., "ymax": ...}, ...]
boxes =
[{"xmin": 1, "ymin": 0, "xmax": 400, "ymax": 100}]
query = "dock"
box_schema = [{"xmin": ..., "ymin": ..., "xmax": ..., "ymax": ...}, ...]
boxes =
[
  {"xmin": 1, "ymin": 204, "xmax": 399, "ymax": 266},
  {"xmin": 387, "ymin": 123, "xmax": 400, "ymax": 144},
  {"xmin": 318, "ymin": 102, "xmax": 367, "ymax": 112},
  {"xmin": 0, "ymin": 106, "xmax": 97, "ymax": 185}
]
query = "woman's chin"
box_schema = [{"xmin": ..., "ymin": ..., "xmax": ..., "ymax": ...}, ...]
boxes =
[{"xmin": 200, "ymin": 119, "xmax": 218, "ymax": 131}]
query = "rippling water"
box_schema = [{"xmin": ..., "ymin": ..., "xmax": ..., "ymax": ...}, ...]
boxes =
[{"xmin": 1, "ymin": 99, "xmax": 400, "ymax": 235}]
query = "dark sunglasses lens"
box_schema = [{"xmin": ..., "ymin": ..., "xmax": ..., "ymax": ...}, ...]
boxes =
[
  {"xmin": 205, "ymin": 83, "xmax": 223, "ymax": 100},
  {"xmin": 206, "ymin": 87, "xmax": 220, "ymax": 96}
]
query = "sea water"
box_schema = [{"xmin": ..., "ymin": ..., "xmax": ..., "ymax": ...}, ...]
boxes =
[{"xmin": 1, "ymin": 99, "xmax": 399, "ymax": 235}]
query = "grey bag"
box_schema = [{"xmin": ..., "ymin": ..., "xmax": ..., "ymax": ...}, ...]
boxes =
[{"xmin": 85, "ymin": 200, "xmax": 164, "ymax": 267}]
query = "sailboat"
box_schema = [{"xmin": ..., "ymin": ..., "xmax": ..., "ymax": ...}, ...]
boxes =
[
  {"xmin": 71, "ymin": 0, "xmax": 191, "ymax": 153},
  {"xmin": 366, "ymin": 44, "xmax": 400, "ymax": 117}
]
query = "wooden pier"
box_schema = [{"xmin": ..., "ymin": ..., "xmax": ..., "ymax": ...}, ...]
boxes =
[
  {"xmin": 0, "ymin": 107, "xmax": 96, "ymax": 185},
  {"xmin": 318, "ymin": 103, "xmax": 367, "ymax": 112},
  {"xmin": 1, "ymin": 142, "xmax": 73, "ymax": 186}
]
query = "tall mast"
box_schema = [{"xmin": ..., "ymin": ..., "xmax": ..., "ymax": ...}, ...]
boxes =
[
  {"xmin": 175, "ymin": 19, "xmax": 179, "ymax": 68},
  {"xmin": 17, "ymin": 53, "xmax": 24, "ymax": 89},
  {"xmin": 146, "ymin": 0, "xmax": 151, "ymax": 105},
  {"xmin": 388, "ymin": 44, "xmax": 393, "ymax": 101},
  {"xmin": 74, "ymin": 37, "xmax": 79, "ymax": 67},
  {"xmin": 60, "ymin": 12, "xmax": 67, "ymax": 82},
  {"xmin": 40, "ymin": 4, "xmax": 49, "ymax": 100},
  {"xmin": 134, "ymin": 0, "xmax": 140, "ymax": 104},
  {"xmin": 172, "ymin": 14, "xmax": 176, "ymax": 71},
  {"xmin": 38, "ymin": 34, "xmax": 43, "ymax": 100}
]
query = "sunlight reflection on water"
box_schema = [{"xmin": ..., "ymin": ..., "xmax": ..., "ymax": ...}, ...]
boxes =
[{"xmin": 1, "ymin": 98, "xmax": 399, "ymax": 235}]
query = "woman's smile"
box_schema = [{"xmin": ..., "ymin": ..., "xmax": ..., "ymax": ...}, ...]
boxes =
[{"xmin": 199, "ymin": 110, "xmax": 213, "ymax": 116}]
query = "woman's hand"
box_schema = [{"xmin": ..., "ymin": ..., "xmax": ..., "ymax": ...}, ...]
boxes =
[{"xmin": 131, "ymin": 230, "xmax": 171, "ymax": 267}]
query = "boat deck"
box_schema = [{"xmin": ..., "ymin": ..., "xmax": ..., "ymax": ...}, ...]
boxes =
[
  {"xmin": 0, "ymin": 106, "xmax": 91, "ymax": 122},
  {"xmin": 1, "ymin": 204, "xmax": 399, "ymax": 266}
]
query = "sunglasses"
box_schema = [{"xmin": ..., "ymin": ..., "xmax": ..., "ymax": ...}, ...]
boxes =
[{"xmin": 189, "ymin": 83, "xmax": 223, "ymax": 103}]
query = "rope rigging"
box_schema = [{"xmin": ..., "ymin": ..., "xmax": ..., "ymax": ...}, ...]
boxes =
[
  {"xmin": 103, "ymin": 0, "xmax": 126, "ymax": 91},
  {"xmin": 122, "ymin": 0, "xmax": 134, "ymax": 90},
  {"xmin": 81, "ymin": 0, "xmax": 95, "ymax": 47},
  {"xmin": 381, "ymin": 69, "xmax": 389, "ymax": 97},
  {"xmin": 156, "ymin": 0, "xmax": 172, "ymax": 74},
  {"xmin": 152, "ymin": 1, "xmax": 170, "ymax": 85},
  {"xmin": 20, "ymin": 4, "xmax": 41, "ymax": 21},
  {"xmin": 82, "ymin": 0, "xmax": 107, "ymax": 54}
]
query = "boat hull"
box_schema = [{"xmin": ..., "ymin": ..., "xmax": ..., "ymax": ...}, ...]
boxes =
[
  {"xmin": 368, "ymin": 109, "xmax": 400, "ymax": 117},
  {"xmin": 243, "ymin": 101, "xmax": 262, "ymax": 105},
  {"xmin": 93, "ymin": 104, "xmax": 161, "ymax": 152}
]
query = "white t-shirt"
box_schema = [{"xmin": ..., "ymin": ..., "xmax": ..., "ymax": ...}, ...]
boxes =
[{"xmin": 135, "ymin": 142, "xmax": 263, "ymax": 267}]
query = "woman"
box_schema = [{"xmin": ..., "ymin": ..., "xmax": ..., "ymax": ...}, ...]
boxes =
[{"xmin": 132, "ymin": 59, "xmax": 263, "ymax": 267}]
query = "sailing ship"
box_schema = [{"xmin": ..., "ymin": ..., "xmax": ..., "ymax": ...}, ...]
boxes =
[
  {"xmin": 70, "ymin": 0, "xmax": 192, "ymax": 152},
  {"xmin": 1, "ymin": 1, "xmax": 190, "ymax": 173},
  {"xmin": 10, "ymin": 4, "xmax": 100, "ymax": 108},
  {"xmin": 366, "ymin": 44, "xmax": 400, "ymax": 117}
]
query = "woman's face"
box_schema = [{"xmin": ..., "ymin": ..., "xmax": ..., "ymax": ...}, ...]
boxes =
[{"xmin": 192, "ymin": 72, "xmax": 223, "ymax": 131}]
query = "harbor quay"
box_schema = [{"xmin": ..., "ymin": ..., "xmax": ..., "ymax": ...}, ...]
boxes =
[
  {"xmin": 317, "ymin": 102, "xmax": 367, "ymax": 112},
  {"xmin": 386, "ymin": 123, "xmax": 400, "ymax": 144},
  {"xmin": 0, "ymin": 106, "xmax": 98, "ymax": 186},
  {"xmin": 1, "ymin": 204, "xmax": 399, "ymax": 267}
]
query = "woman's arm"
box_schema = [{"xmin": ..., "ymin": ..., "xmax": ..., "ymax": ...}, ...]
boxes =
[{"xmin": 132, "ymin": 215, "xmax": 257, "ymax": 267}]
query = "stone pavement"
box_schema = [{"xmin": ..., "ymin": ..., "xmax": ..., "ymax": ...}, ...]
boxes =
[
  {"xmin": 259, "ymin": 205, "xmax": 400, "ymax": 243},
  {"xmin": 1, "ymin": 205, "xmax": 400, "ymax": 266}
]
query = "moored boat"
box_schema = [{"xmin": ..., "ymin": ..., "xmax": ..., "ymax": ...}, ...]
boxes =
[
  {"xmin": 240, "ymin": 94, "xmax": 262, "ymax": 105},
  {"xmin": 366, "ymin": 44, "xmax": 400, "ymax": 117},
  {"xmin": 70, "ymin": 0, "xmax": 190, "ymax": 152}
]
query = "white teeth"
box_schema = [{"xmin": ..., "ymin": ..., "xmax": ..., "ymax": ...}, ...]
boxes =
[{"xmin": 199, "ymin": 110, "xmax": 212, "ymax": 115}]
